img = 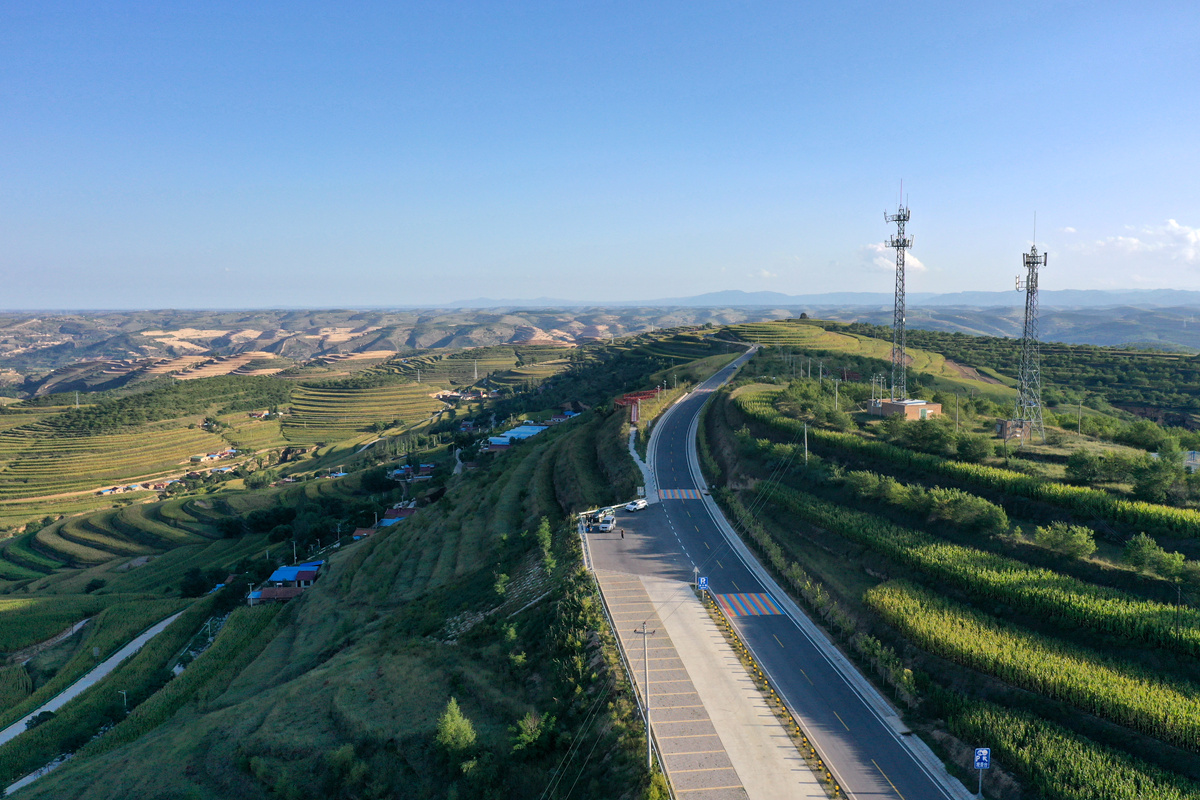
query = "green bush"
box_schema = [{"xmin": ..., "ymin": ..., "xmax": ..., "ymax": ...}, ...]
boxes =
[{"xmin": 1033, "ymin": 522, "xmax": 1097, "ymax": 558}]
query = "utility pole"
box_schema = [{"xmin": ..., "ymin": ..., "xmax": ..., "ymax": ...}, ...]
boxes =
[
  {"xmin": 118, "ymin": 690, "xmax": 128, "ymax": 714},
  {"xmin": 956, "ymin": 391, "xmax": 960, "ymax": 433},
  {"xmin": 1078, "ymin": 399, "xmax": 1083, "ymax": 434},
  {"xmin": 833, "ymin": 379, "xmax": 841, "ymax": 411},
  {"xmin": 292, "ymin": 540, "xmax": 297, "ymax": 564},
  {"xmin": 803, "ymin": 422, "xmax": 809, "ymax": 465},
  {"xmin": 634, "ymin": 623, "xmax": 656, "ymax": 770},
  {"xmin": 818, "ymin": 361, "xmax": 824, "ymax": 384}
]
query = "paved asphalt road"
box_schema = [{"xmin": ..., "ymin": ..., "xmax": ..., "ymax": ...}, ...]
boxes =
[{"xmin": 594, "ymin": 351, "xmax": 965, "ymax": 800}]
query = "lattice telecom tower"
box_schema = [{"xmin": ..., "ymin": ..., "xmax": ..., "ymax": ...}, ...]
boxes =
[
  {"xmin": 885, "ymin": 202, "xmax": 913, "ymax": 400},
  {"xmin": 1015, "ymin": 242, "xmax": 1048, "ymax": 443}
]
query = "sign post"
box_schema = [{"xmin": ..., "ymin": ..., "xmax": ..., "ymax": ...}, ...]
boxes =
[
  {"xmin": 973, "ymin": 747, "xmax": 990, "ymax": 796},
  {"xmin": 698, "ymin": 576, "xmax": 708, "ymax": 592}
]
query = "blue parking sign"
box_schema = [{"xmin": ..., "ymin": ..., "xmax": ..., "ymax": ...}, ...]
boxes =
[
  {"xmin": 698, "ymin": 576, "xmax": 708, "ymax": 590},
  {"xmin": 974, "ymin": 748, "xmax": 990, "ymax": 770}
]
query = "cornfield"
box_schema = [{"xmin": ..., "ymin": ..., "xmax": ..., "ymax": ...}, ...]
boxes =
[
  {"xmin": 867, "ymin": 580, "xmax": 1200, "ymax": 751},
  {"xmin": 759, "ymin": 485, "xmax": 1200, "ymax": 655}
]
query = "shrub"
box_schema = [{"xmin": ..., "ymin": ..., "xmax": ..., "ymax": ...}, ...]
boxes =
[{"xmin": 1033, "ymin": 522, "xmax": 1097, "ymax": 558}]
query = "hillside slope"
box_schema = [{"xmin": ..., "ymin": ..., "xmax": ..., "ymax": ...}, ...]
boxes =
[{"xmin": 18, "ymin": 407, "xmax": 648, "ymax": 800}]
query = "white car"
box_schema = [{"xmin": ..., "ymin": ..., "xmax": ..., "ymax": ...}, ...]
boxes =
[{"xmin": 625, "ymin": 499, "xmax": 648, "ymax": 512}]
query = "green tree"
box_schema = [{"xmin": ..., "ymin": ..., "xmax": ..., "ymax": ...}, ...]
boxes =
[
  {"xmin": 435, "ymin": 697, "xmax": 477, "ymax": 753},
  {"xmin": 179, "ymin": 567, "xmax": 209, "ymax": 598},
  {"xmin": 1123, "ymin": 532, "xmax": 1185, "ymax": 577},
  {"xmin": 1065, "ymin": 450, "xmax": 1103, "ymax": 485},
  {"xmin": 956, "ymin": 433, "xmax": 993, "ymax": 464},
  {"xmin": 1033, "ymin": 522, "xmax": 1097, "ymax": 558}
]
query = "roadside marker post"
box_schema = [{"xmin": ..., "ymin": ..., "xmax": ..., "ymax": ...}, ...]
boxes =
[{"xmin": 974, "ymin": 747, "xmax": 990, "ymax": 796}]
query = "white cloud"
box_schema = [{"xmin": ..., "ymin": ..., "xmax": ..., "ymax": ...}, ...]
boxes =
[
  {"xmin": 1091, "ymin": 219, "xmax": 1200, "ymax": 264},
  {"xmin": 1061, "ymin": 226, "xmax": 1076, "ymax": 234},
  {"xmin": 860, "ymin": 242, "xmax": 926, "ymax": 272},
  {"xmin": 752, "ymin": 269, "xmax": 778, "ymax": 279}
]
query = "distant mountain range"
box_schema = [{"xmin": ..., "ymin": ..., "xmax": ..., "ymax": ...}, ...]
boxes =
[{"xmin": 439, "ymin": 288, "xmax": 1200, "ymax": 309}]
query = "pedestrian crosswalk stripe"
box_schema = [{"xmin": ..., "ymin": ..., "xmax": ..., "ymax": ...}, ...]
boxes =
[
  {"xmin": 716, "ymin": 593, "xmax": 783, "ymax": 617},
  {"xmin": 659, "ymin": 488, "xmax": 703, "ymax": 500}
]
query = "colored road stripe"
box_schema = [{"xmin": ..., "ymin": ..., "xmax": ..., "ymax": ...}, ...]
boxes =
[
  {"xmin": 715, "ymin": 593, "xmax": 783, "ymax": 617},
  {"xmin": 658, "ymin": 488, "xmax": 702, "ymax": 500}
]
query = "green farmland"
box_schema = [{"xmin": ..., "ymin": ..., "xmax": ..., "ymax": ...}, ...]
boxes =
[
  {"xmin": 283, "ymin": 383, "xmax": 449, "ymax": 443},
  {"xmin": 0, "ymin": 423, "xmax": 225, "ymax": 499}
]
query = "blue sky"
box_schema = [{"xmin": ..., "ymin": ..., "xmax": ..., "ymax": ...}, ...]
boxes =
[{"xmin": 2, "ymin": 1, "xmax": 1198, "ymax": 308}]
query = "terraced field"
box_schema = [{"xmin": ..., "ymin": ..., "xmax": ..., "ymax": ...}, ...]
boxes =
[
  {"xmin": 488, "ymin": 359, "xmax": 573, "ymax": 388},
  {"xmin": 283, "ymin": 383, "xmax": 448, "ymax": 443},
  {"xmin": 0, "ymin": 496, "xmax": 224, "ymax": 576},
  {"xmin": 219, "ymin": 413, "xmax": 290, "ymax": 452},
  {"xmin": 0, "ymin": 424, "xmax": 226, "ymax": 499},
  {"xmin": 725, "ymin": 320, "xmax": 1013, "ymax": 397},
  {"xmin": 627, "ymin": 331, "xmax": 731, "ymax": 362}
]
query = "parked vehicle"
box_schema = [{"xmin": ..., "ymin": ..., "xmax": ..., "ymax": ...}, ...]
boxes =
[
  {"xmin": 625, "ymin": 499, "xmax": 648, "ymax": 512},
  {"xmin": 598, "ymin": 515, "xmax": 616, "ymax": 532}
]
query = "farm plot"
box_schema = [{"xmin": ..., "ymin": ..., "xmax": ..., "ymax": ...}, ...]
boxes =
[
  {"xmin": 488, "ymin": 359, "xmax": 573, "ymax": 388},
  {"xmin": 219, "ymin": 413, "xmax": 289, "ymax": 451},
  {"xmin": 0, "ymin": 424, "xmax": 223, "ymax": 499},
  {"xmin": 283, "ymin": 383, "xmax": 447, "ymax": 443}
]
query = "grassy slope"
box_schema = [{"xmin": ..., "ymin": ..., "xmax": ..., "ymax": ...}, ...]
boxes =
[
  {"xmin": 725, "ymin": 319, "xmax": 1016, "ymax": 401},
  {"xmin": 20, "ymin": 409, "xmax": 648, "ymax": 800}
]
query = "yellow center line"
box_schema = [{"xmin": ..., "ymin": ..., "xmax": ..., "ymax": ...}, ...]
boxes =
[
  {"xmin": 832, "ymin": 710, "xmax": 850, "ymax": 731},
  {"xmin": 872, "ymin": 759, "xmax": 906, "ymax": 800},
  {"xmin": 704, "ymin": 541, "xmax": 710, "ymax": 549},
  {"xmin": 731, "ymin": 580, "xmax": 740, "ymax": 591},
  {"xmin": 715, "ymin": 560, "xmax": 724, "ymax": 569},
  {"xmin": 773, "ymin": 634, "xmax": 784, "ymax": 648},
  {"xmin": 694, "ymin": 525, "xmax": 700, "ymax": 532},
  {"xmin": 799, "ymin": 668, "xmax": 814, "ymax": 686}
]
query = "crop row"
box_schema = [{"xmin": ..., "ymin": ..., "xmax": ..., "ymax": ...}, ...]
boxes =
[
  {"xmin": 756, "ymin": 485, "xmax": 1200, "ymax": 655},
  {"xmin": 944, "ymin": 695, "xmax": 1200, "ymax": 800},
  {"xmin": 0, "ymin": 595, "xmax": 109, "ymax": 653},
  {"xmin": 80, "ymin": 603, "xmax": 285, "ymax": 758},
  {"xmin": 0, "ymin": 425, "xmax": 215, "ymax": 452},
  {"xmin": 735, "ymin": 387, "xmax": 1200, "ymax": 538},
  {"xmin": 867, "ymin": 580, "xmax": 1200, "ymax": 751},
  {"xmin": 0, "ymin": 597, "xmax": 213, "ymax": 787},
  {"xmin": 0, "ymin": 664, "xmax": 32, "ymax": 711},
  {"xmin": 28, "ymin": 499, "xmax": 218, "ymax": 567},
  {"xmin": 0, "ymin": 598, "xmax": 188, "ymax": 732}
]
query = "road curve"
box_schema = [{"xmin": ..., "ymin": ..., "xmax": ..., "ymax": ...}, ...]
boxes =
[
  {"xmin": 647, "ymin": 347, "xmax": 970, "ymax": 800},
  {"xmin": 0, "ymin": 611, "xmax": 186, "ymax": 748}
]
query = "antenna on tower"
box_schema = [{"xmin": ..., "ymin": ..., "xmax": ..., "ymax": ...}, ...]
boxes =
[
  {"xmin": 1013, "ymin": 235, "xmax": 1048, "ymax": 444},
  {"xmin": 884, "ymin": 190, "xmax": 913, "ymax": 400}
]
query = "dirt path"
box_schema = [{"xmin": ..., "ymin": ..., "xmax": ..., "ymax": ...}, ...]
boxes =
[
  {"xmin": 943, "ymin": 358, "xmax": 1003, "ymax": 385},
  {"xmin": 8, "ymin": 618, "xmax": 93, "ymax": 665}
]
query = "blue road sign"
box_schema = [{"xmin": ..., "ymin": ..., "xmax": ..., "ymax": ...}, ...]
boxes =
[
  {"xmin": 974, "ymin": 748, "xmax": 991, "ymax": 770},
  {"xmin": 698, "ymin": 576, "xmax": 709, "ymax": 590}
]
